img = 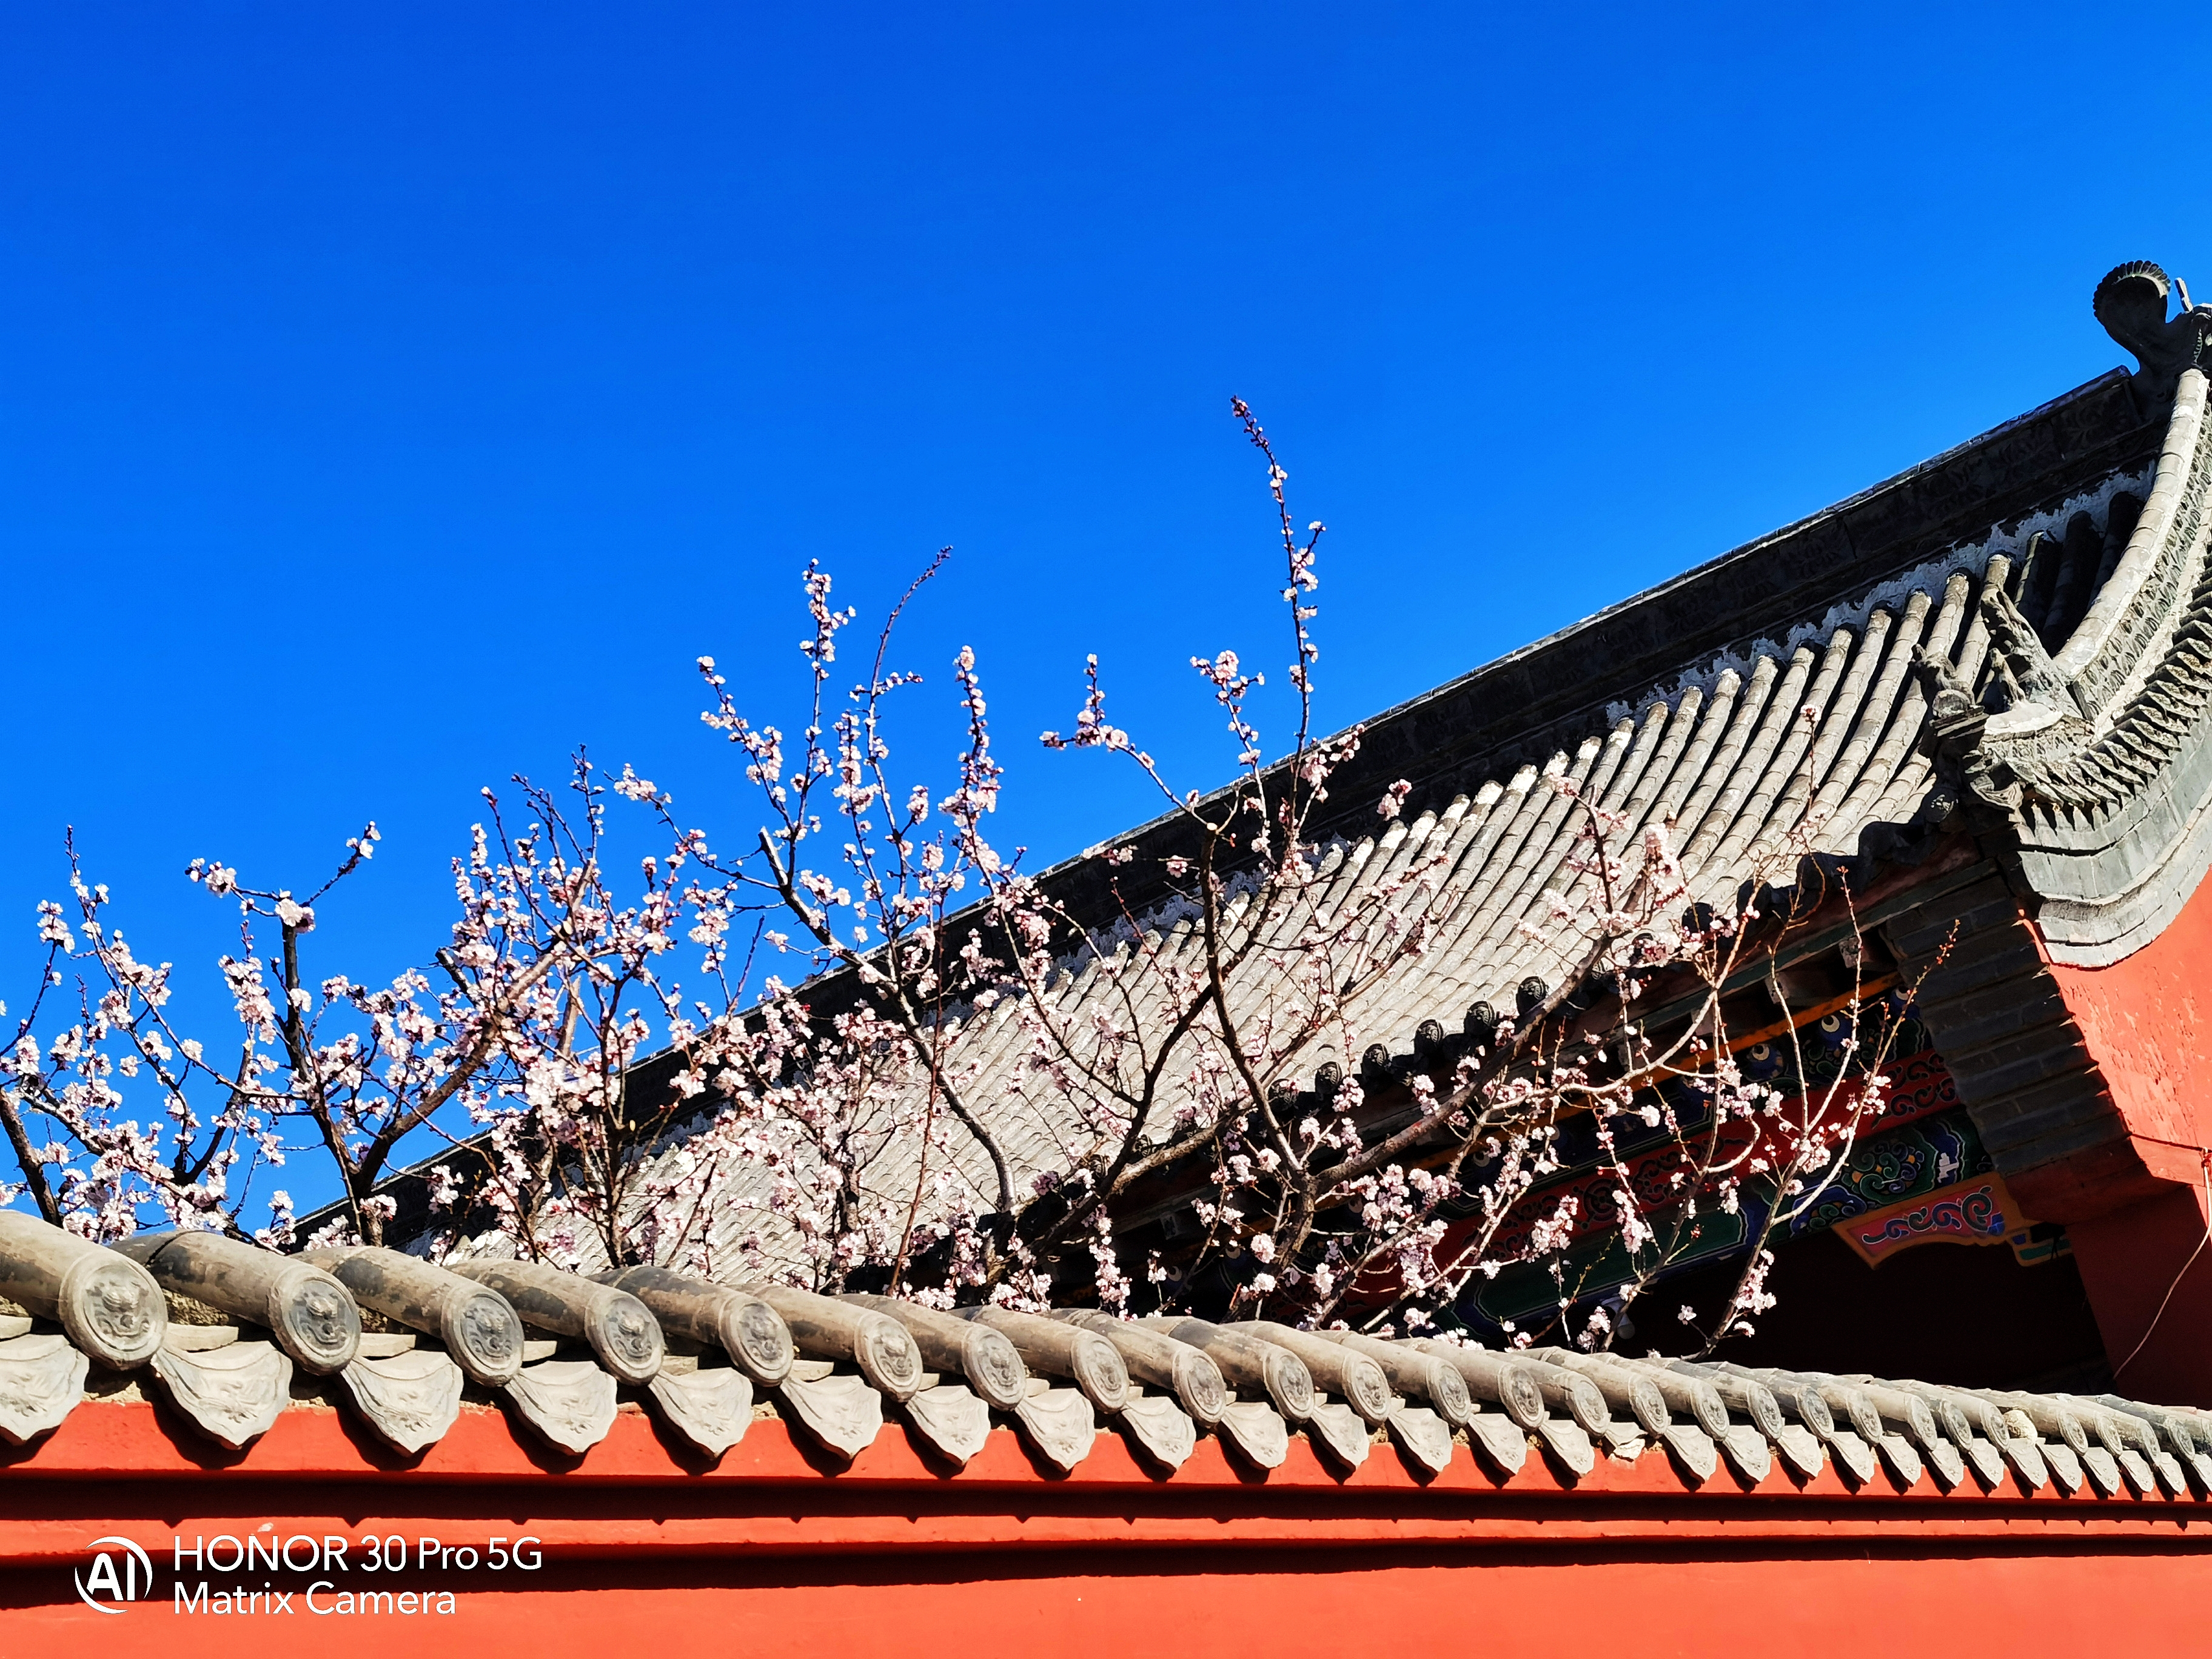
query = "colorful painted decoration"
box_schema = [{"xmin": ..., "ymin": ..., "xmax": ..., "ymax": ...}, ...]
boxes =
[
  {"xmin": 1789, "ymin": 1105, "xmax": 1993, "ymax": 1239},
  {"xmin": 1840, "ymin": 1175, "xmax": 2020, "ymax": 1267}
]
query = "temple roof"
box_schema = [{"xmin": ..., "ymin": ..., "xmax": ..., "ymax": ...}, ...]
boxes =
[
  {"xmin": 59, "ymin": 286, "xmax": 2212, "ymax": 1489},
  {"xmin": 1059, "ymin": 363, "xmax": 2161, "ymax": 903},
  {"xmin": 651, "ymin": 284, "xmax": 2194, "ymax": 1261},
  {"xmin": 999, "ymin": 451, "xmax": 2153, "ymax": 1092},
  {"xmin": 329, "ymin": 263, "xmax": 2212, "ymax": 1285}
]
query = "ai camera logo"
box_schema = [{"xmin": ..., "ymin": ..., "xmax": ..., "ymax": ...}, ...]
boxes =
[{"xmin": 76, "ymin": 1536, "xmax": 153, "ymax": 1613}]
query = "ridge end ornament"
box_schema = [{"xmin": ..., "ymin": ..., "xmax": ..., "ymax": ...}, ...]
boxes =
[{"xmin": 2096, "ymin": 260, "xmax": 2212, "ymax": 405}]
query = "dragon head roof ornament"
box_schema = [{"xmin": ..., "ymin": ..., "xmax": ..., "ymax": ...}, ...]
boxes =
[{"xmin": 2096, "ymin": 261, "xmax": 2212, "ymax": 406}]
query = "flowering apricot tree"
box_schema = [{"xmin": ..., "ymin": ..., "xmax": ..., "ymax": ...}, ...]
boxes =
[{"xmin": 0, "ymin": 404, "xmax": 1915, "ymax": 1355}]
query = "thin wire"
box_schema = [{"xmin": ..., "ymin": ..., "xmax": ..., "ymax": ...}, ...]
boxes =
[
  {"xmin": 2114, "ymin": 1156, "xmax": 2212, "ymax": 1380},
  {"xmin": 2126, "ymin": 1131, "xmax": 2212, "ymax": 1153}
]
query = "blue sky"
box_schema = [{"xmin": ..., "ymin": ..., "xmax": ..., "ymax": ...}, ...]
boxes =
[{"xmin": 5, "ymin": 5, "xmax": 2210, "ymax": 1215}]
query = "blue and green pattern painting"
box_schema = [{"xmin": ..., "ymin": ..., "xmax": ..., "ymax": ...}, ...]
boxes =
[
  {"xmin": 1786, "ymin": 1108, "xmax": 1993, "ymax": 1241},
  {"xmin": 1456, "ymin": 1106, "xmax": 1992, "ymax": 1334}
]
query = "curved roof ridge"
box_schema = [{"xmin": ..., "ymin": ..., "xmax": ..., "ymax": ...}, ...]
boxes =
[{"xmin": 1614, "ymin": 463, "xmax": 2156, "ymax": 731}]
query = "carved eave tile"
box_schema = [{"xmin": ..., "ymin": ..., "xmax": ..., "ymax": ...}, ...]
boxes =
[
  {"xmin": 776, "ymin": 1369, "xmax": 884, "ymax": 1460},
  {"xmin": 1770, "ymin": 1422, "xmax": 1827, "ymax": 1481},
  {"xmin": 0, "ymin": 1333, "xmax": 89, "ymax": 1444},
  {"xmin": 337, "ymin": 1349, "xmax": 465, "ymax": 1455},
  {"xmin": 1533, "ymin": 1416, "xmax": 1597, "ymax": 1478},
  {"xmin": 2151, "ymin": 1447, "xmax": 2191, "ymax": 1496},
  {"xmin": 2131, "ymin": 1444, "xmax": 2179, "ymax": 1496},
  {"xmin": 2039, "ymin": 1438, "xmax": 2086, "ymax": 1495},
  {"xmin": 1716, "ymin": 1424, "xmax": 1772, "ymax": 1485},
  {"xmin": 1947, "ymin": 1430, "xmax": 2006, "ymax": 1492},
  {"xmin": 1114, "ymin": 1393, "xmax": 1196, "ymax": 1472},
  {"xmin": 501, "ymin": 1359, "xmax": 617, "ymax": 1455},
  {"xmin": 1875, "ymin": 1432, "xmax": 1926, "ymax": 1490},
  {"xmin": 1013, "ymin": 1386, "xmax": 1096, "ymax": 1475},
  {"xmin": 149, "ymin": 1338, "xmax": 293, "ymax": 1449},
  {"xmin": 1462, "ymin": 1410, "xmax": 1529, "ymax": 1476},
  {"xmin": 0, "ymin": 1212, "xmax": 168, "ymax": 1370},
  {"xmin": 1384, "ymin": 1406, "xmax": 1453, "ymax": 1475},
  {"xmin": 1656, "ymin": 1423, "xmax": 1717, "ymax": 1483},
  {"xmin": 2168, "ymin": 1424, "xmax": 2212, "ymax": 1504},
  {"xmin": 2080, "ymin": 1443, "xmax": 2125, "ymax": 1496},
  {"xmin": 1997, "ymin": 1432, "xmax": 2050, "ymax": 1493},
  {"xmin": 897, "ymin": 1381, "xmax": 991, "ymax": 1466},
  {"xmin": 2114, "ymin": 1445, "xmax": 2160, "ymax": 1496},
  {"xmin": 1301, "ymin": 1399, "xmax": 1371, "ymax": 1472},
  {"xmin": 1597, "ymin": 1418, "xmax": 1646, "ymax": 1461},
  {"xmin": 1213, "ymin": 1399, "xmax": 1289, "ymax": 1470},
  {"xmin": 1919, "ymin": 1431, "xmax": 1969, "ymax": 1491},
  {"xmin": 12, "ymin": 1225, "xmax": 2196, "ymax": 1508},
  {"xmin": 1822, "ymin": 1427, "xmax": 1879, "ymax": 1486},
  {"xmin": 646, "ymin": 1365, "xmax": 754, "ymax": 1458},
  {"xmin": 2185, "ymin": 1449, "xmax": 2212, "ymax": 1496}
]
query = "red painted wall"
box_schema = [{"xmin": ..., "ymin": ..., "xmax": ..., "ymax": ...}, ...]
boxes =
[
  {"xmin": 5, "ymin": 1404, "xmax": 2208, "ymax": 1659},
  {"xmin": 2046, "ymin": 870, "xmax": 2212, "ymax": 1403},
  {"xmin": 2048, "ymin": 876, "xmax": 2212, "ymax": 1188},
  {"xmin": 12, "ymin": 1549, "xmax": 2212, "ymax": 1659}
]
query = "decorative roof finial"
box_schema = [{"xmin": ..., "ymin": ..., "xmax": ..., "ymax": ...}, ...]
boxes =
[{"xmin": 2095, "ymin": 260, "xmax": 2212, "ymax": 403}]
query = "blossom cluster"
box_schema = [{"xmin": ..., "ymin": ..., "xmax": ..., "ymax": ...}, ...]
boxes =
[{"xmin": 0, "ymin": 409, "xmax": 1911, "ymax": 1364}]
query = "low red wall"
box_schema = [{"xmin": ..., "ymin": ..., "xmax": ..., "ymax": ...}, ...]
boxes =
[
  {"xmin": 13, "ymin": 1548, "xmax": 2203, "ymax": 1659},
  {"xmin": 5, "ymin": 1403, "xmax": 2208, "ymax": 1659}
]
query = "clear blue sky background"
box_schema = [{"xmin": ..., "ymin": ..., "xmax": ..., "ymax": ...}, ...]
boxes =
[{"xmin": 6, "ymin": 4, "xmax": 2210, "ymax": 1217}]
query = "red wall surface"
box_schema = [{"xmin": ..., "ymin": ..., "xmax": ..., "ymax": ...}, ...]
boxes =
[
  {"xmin": 13, "ymin": 1549, "xmax": 2208, "ymax": 1659},
  {"xmin": 5, "ymin": 1403, "xmax": 2210, "ymax": 1659},
  {"xmin": 2046, "ymin": 870, "xmax": 2212, "ymax": 1404},
  {"xmin": 2048, "ymin": 878, "xmax": 2212, "ymax": 1188}
]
